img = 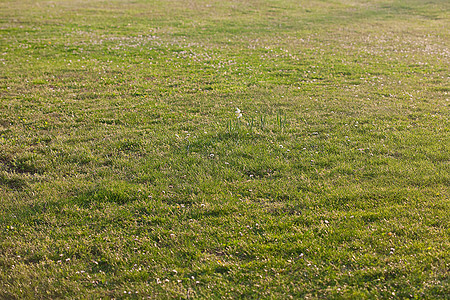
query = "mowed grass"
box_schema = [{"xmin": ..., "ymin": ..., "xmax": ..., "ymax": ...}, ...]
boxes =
[{"xmin": 0, "ymin": 0, "xmax": 449, "ymax": 298}]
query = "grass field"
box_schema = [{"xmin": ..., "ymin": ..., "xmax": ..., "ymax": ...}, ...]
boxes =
[{"xmin": 1, "ymin": 0, "xmax": 449, "ymax": 298}]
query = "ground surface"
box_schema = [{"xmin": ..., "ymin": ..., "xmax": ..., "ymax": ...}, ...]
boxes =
[{"xmin": 0, "ymin": 0, "xmax": 449, "ymax": 298}]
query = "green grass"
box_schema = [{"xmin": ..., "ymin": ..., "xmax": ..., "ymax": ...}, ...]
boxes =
[{"xmin": 1, "ymin": 0, "xmax": 449, "ymax": 298}]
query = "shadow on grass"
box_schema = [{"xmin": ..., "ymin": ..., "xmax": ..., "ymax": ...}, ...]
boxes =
[{"xmin": 71, "ymin": 183, "xmax": 141, "ymax": 208}]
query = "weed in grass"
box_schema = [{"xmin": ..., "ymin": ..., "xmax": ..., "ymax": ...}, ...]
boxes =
[
  {"xmin": 226, "ymin": 108, "xmax": 289, "ymax": 136},
  {"xmin": 276, "ymin": 111, "xmax": 287, "ymax": 131}
]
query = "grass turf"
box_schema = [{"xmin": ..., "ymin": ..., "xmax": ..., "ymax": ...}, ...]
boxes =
[{"xmin": 0, "ymin": 0, "xmax": 449, "ymax": 298}]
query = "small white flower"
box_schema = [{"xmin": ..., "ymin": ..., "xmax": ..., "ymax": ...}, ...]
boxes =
[{"xmin": 235, "ymin": 108, "xmax": 242, "ymax": 118}]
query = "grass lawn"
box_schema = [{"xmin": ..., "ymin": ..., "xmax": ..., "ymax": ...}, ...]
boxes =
[{"xmin": 0, "ymin": 0, "xmax": 449, "ymax": 298}]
